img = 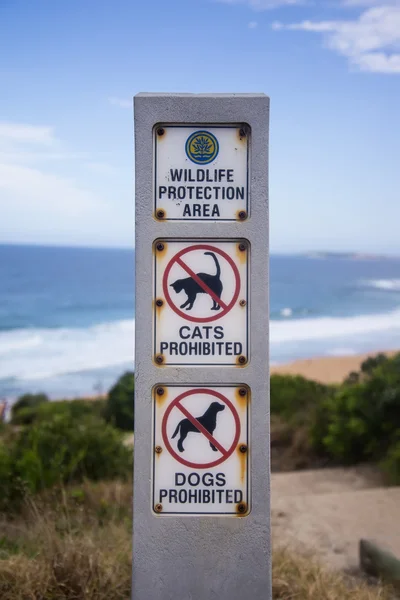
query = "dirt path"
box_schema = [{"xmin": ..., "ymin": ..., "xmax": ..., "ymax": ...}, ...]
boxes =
[{"xmin": 271, "ymin": 466, "xmax": 400, "ymax": 571}]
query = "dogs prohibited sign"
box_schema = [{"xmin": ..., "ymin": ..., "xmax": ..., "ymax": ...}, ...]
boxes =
[
  {"xmin": 154, "ymin": 125, "xmax": 249, "ymax": 221},
  {"xmin": 154, "ymin": 240, "xmax": 249, "ymax": 366},
  {"xmin": 153, "ymin": 385, "xmax": 249, "ymax": 516}
]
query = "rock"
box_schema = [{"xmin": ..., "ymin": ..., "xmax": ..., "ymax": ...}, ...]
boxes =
[{"xmin": 359, "ymin": 538, "xmax": 400, "ymax": 585}]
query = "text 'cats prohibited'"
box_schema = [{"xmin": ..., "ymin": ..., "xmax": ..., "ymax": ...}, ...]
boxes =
[
  {"xmin": 154, "ymin": 240, "xmax": 249, "ymax": 366},
  {"xmin": 152, "ymin": 385, "xmax": 250, "ymax": 516}
]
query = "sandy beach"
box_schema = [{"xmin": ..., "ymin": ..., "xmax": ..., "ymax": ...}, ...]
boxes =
[{"xmin": 270, "ymin": 350, "xmax": 397, "ymax": 384}]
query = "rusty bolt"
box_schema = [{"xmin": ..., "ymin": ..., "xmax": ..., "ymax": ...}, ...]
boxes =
[
  {"xmin": 155, "ymin": 445, "xmax": 162, "ymax": 454},
  {"xmin": 238, "ymin": 243, "xmax": 247, "ymax": 252},
  {"xmin": 154, "ymin": 503, "xmax": 163, "ymax": 512},
  {"xmin": 156, "ymin": 242, "xmax": 164, "ymax": 252},
  {"xmin": 239, "ymin": 444, "xmax": 248, "ymax": 453},
  {"xmin": 239, "ymin": 299, "xmax": 246, "ymax": 307},
  {"xmin": 156, "ymin": 209, "xmax": 165, "ymax": 219},
  {"xmin": 155, "ymin": 354, "xmax": 164, "ymax": 364},
  {"xmin": 239, "ymin": 128, "xmax": 246, "ymax": 138},
  {"xmin": 156, "ymin": 299, "xmax": 164, "ymax": 307},
  {"xmin": 157, "ymin": 128, "xmax": 165, "ymax": 136},
  {"xmin": 239, "ymin": 388, "xmax": 247, "ymax": 397},
  {"xmin": 237, "ymin": 503, "xmax": 247, "ymax": 514},
  {"xmin": 238, "ymin": 355, "xmax": 247, "ymax": 365},
  {"xmin": 238, "ymin": 210, "xmax": 247, "ymax": 221},
  {"xmin": 156, "ymin": 387, "xmax": 164, "ymax": 396}
]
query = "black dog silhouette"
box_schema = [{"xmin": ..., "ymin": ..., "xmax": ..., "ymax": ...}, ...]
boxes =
[
  {"xmin": 170, "ymin": 252, "xmax": 223, "ymax": 311},
  {"xmin": 171, "ymin": 401, "xmax": 225, "ymax": 452}
]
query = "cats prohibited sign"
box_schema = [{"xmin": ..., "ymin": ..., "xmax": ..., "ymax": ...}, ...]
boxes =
[
  {"xmin": 152, "ymin": 385, "xmax": 250, "ymax": 516},
  {"xmin": 154, "ymin": 240, "xmax": 249, "ymax": 366}
]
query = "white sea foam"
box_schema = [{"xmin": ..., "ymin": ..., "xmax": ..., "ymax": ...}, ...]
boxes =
[
  {"xmin": 363, "ymin": 279, "xmax": 400, "ymax": 291},
  {"xmin": 1, "ymin": 309, "xmax": 400, "ymax": 385},
  {"xmin": 326, "ymin": 347, "xmax": 357, "ymax": 357},
  {"xmin": 0, "ymin": 320, "xmax": 134, "ymax": 381},
  {"xmin": 270, "ymin": 309, "xmax": 400, "ymax": 343},
  {"xmin": 280, "ymin": 307, "xmax": 293, "ymax": 317}
]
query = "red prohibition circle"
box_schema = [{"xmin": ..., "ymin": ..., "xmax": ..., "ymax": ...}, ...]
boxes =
[
  {"xmin": 161, "ymin": 388, "xmax": 241, "ymax": 469},
  {"xmin": 162, "ymin": 244, "xmax": 241, "ymax": 323}
]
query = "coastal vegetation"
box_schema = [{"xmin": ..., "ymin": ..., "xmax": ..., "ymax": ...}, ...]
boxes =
[
  {"xmin": 0, "ymin": 354, "xmax": 399, "ymax": 597},
  {"xmin": 1, "ymin": 353, "xmax": 399, "ymax": 511},
  {"xmin": 0, "ymin": 478, "xmax": 395, "ymax": 600},
  {"xmin": 270, "ymin": 352, "xmax": 400, "ymax": 483}
]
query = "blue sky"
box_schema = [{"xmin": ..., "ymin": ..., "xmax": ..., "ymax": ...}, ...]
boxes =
[{"xmin": 0, "ymin": 0, "xmax": 399, "ymax": 253}]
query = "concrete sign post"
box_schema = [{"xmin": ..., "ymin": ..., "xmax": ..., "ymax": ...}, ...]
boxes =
[{"xmin": 133, "ymin": 93, "xmax": 271, "ymax": 600}]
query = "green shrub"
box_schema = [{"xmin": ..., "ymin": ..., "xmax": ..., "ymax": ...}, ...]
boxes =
[
  {"xmin": 343, "ymin": 371, "xmax": 360, "ymax": 385},
  {"xmin": 360, "ymin": 352, "xmax": 388, "ymax": 375},
  {"xmin": 11, "ymin": 398, "xmax": 106, "ymax": 426},
  {"xmin": 0, "ymin": 445, "xmax": 25, "ymax": 511},
  {"xmin": 311, "ymin": 353, "xmax": 400, "ymax": 467},
  {"xmin": 104, "ymin": 371, "xmax": 134, "ymax": 431},
  {"xmin": 270, "ymin": 374, "xmax": 332, "ymax": 425},
  {"xmin": 11, "ymin": 393, "xmax": 48, "ymax": 423},
  {"xmin": 10, "ymin": 414, "xmax": 132, "ymax": 495},
  {"xmin": 381, "ymin": 436, "xmax": 400, "ymax": 485}
]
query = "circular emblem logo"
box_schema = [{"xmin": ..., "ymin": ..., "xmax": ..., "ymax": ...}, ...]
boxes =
[{"xmin": 185, "ymin": 131, "xmax": 219, "ymax": 165}]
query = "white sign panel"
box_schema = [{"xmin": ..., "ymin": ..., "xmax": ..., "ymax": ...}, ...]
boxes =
[
  {"xmin": 154, "ymin": 240, "xmax": 249, "ymax": 366},
  {"xmin": 155, "ymin": 126, "xmax": 249, "ymax": 221},
  {"xmin": 152, "ymin": 385, "xmax": 249, "ymax": 516}
]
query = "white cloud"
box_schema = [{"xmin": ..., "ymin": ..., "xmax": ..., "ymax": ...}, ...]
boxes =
[
  {"xmin": 0, "ymin": 163, "xmax": 100, "ymax": 217},
  {"xmin": 0, "ymin": 120, "xmax": 133, "ymax": 247},
  {"xmin": 108, "ymin": 96, "xmax": 132, "ymax": 109},
  {"xmin": 0, "ymin": 122, "xmax": 116, "ymax": 245},
  {"xmin": 248, "ymin": 20, "xmax": 258, "ymax": 27},
  {"xmin": 0, "ymin": 123, "xmax": 55, "ymax": 145},
  {"xmin": 218, "ymin": 0, "xmax": 305, "ymax": 10},
  {"xmin": 273, "ymin": 5, "xmax": 400, "ymax": 73}
]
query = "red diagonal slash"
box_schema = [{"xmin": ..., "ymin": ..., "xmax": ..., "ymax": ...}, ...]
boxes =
[
  {"xmin": 175, "ymin": 257, "xmax": 228, "ymax": 311},
  {"xmin": 176, "ymin": 401, "xmax": 229, "ymax": 457}
]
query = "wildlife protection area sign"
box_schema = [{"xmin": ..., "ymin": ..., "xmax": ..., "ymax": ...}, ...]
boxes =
[
  {"xmin": 152, "ymin": 385, "xmax": 249, "ymax": 516},
  {"xmin": 154, "ymin": 240, "xmax": 249, "ymax": 366},
  {"xmin": 155, "ymin": 125, "xmax": 249, "ymax": 221}
]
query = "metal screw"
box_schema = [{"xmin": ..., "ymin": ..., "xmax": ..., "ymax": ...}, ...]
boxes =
[
  {"xmin": 156, "ymin": 209, "xmax": 165, "ymax": 219},
  {"xmin": 238, "ymin": 243, "xmax": 247, "ymax": 252},
  {"xmin": 239, "ymin": 388, "xmax": 247, "ymax": 397},
  {"xmin": 156, "ymin": 299, "xmax": 164, "ymax": 307},
  {"xmin": 155, "ymin": 446, "xmax": 162, "ymax": 454},
  {"xmin": 154, "ymin": 503, "xmax": 163, "ymax": 512},
  {"xmin": 239, "ymin": 444, "xmax": 247, "ymax": 453},
  {"xmin": 156, "ymin": 242, "xmax": 164, "ymax": 252},
  {"xmin": 238, "ymin": 355, "xmax": 247, "ymax": 365},
  {"xmin": 157, "ymin": 128, "xmax": 165, "ymax": 136},
  {"xmin": 239, "ymin": 299, "xmax": 246, "ymax": 307},
  {"xmin": 155, "ymin": 354, "xmax": 164, "ymax": 364},
  {"xmin": 156, "ymin": 387, "xmax": 164, "ymax": 396},
  {"xmin": 239, "ymin": 128, "xmax": 246, "ymax": 138},
  {"xmin": 238, "ymin": 210, "xmax": 247, "ymax": 221},
  {"xmin": 237, "ymin": 503, "xmax": 247, "ymax": 514}
]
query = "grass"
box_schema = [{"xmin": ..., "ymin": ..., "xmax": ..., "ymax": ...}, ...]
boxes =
[{"xmin": 0, "ymin": 480, "xmax": 396, "ymax": 600}]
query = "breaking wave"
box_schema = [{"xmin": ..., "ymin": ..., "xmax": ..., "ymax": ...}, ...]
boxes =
[{"xmin": 0, "ymin": 320, "xmax": 134, "ymax": 382}]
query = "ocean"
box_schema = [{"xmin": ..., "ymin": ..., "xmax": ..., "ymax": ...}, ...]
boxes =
[{"xmin": 1, "ymin": 243, "xmax": 400, "ymax": 400}]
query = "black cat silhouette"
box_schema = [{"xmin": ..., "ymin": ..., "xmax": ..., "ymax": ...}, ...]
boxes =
[
  {"xmin": 170, "ymin": 252, "xmax": 223, "ymax": 311},
  {"xmin": 171, "ymin": 402, "xmax": 225, "ymax": 452}
]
